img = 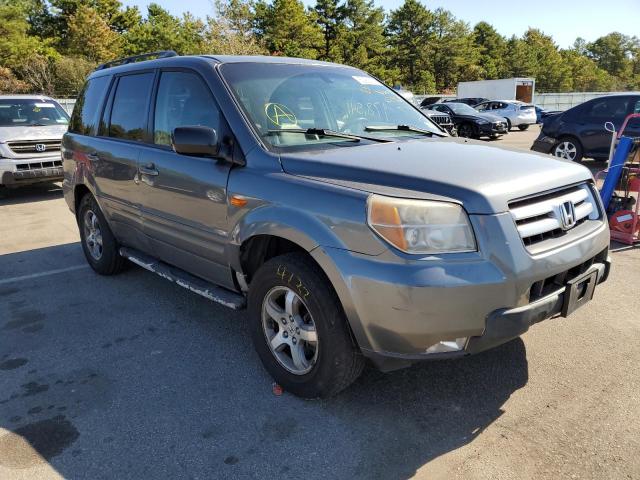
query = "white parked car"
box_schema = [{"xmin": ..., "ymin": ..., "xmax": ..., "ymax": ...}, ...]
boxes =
[
  {"xmin": 0, "ymin": 95, "xmax": 69, "ymax": 188},
  {"xmin": 474, "ymin": 100, "xmax": 537, "ymax": 131}
]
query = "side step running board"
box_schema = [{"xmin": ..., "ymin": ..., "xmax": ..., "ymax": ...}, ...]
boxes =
[{"xmin": 119, "ymin": 247, "xmax": 246, "ymax": 310}]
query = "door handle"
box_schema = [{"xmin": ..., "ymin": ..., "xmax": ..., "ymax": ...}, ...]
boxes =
[
  {"xmin": 139, "ymin": 163, "xmax": 159, "ymax": 176},
  {"xmin": 86, "ymin": 151, "xmax": 99, "ymax": 162}
]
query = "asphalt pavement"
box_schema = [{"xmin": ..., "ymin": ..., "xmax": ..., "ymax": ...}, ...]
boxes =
[{"xmin": 1, "ymin": 129, "xmax": 639, "ymax": 479}]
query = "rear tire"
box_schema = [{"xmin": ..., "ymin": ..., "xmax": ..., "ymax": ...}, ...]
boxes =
[
  {"xmin": 248, "ymin": 253, "xmax": 364, "ymax": 398},
  {"xmin": 553, "ymin": 136, "xmax": 583, "ymax": 162},
  {"xmin": 518, "ymin": 124, "xmax": 529, "ymax": 131},
  {"xmin": 78, "ymin": 193, "xmax": 126, "ymax": 275}
]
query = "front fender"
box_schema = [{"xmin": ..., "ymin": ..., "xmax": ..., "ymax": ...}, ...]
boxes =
[
  {"xmin": 228, "ymin": 206, "xmax": 377, "ymax": 352},
  {"xmin": 228, "ymin": 204, "xmax": 350, "ymax": 271}
]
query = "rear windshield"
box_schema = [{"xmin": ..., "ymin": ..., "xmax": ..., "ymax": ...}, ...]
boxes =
[
  {"xmin": 220, "ymin": 63, "xmax": 440, "ymax": 149},
  {"xmin": 0, "ymin": 99, "xmax": 69, "ymax": 127}
]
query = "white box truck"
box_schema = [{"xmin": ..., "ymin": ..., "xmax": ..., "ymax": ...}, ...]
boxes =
[{"xmin": 457, "ymin": 78, "xmax": 535, "ymax": 102}]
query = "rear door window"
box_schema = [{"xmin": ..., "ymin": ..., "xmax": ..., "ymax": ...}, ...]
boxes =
[
  {"xmin": 153, "ymin": 71, "xmax": 221, "ymax": 145},
  {"xmin": 585, "ymin": 97, "xmax": 630, "ymax": 122},
  {"xmin": 107, "ymin": 73, "xmax": 155, "ymax": 141},
  {"xmin": 69, "ymin": 76, "xmax": 110, "ymax": 135}
]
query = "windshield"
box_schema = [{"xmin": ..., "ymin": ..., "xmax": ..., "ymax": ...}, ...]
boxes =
[
  {"xmin": 444, "ymin": 103, "xmax": 482, "ymax": 115},
  {"xmin": 0, "ymin": 99, "xmax": 69, "ymax": 127},
  {"xmin": 220, "ymin": 63, "xmax": 441, "ymax": 148}
]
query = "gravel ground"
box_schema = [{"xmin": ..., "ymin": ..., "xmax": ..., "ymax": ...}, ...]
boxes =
[{"xmin": 1, "ymin": 129, "xmax": 639, "ymax": 479}]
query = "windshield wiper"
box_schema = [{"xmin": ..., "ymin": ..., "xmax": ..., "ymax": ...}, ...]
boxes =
[
  {"xmin": 266, "ymin": 128, "xmax": 361, "ymax": 142},
  {"xmin": 364, "ymin": 124, "xmax": 446, "ymax": 137},
  {"xmin": 265, "ymin": 128, "xmax": 390, "ymax": 143},
  {"xmin": 28, "ymin": 123, "xmax": 48, "ymax": 127}
]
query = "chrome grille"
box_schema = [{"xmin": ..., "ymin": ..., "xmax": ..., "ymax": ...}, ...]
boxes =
[
  {"xmin": 7, "ymin": 139, "xmax": 61, "ymax": 155},
  {"xmin": 429, "ymin": 115, "xmax": 452, "ymax": 126},
  {"xmin": 509, "ymin": 183, "xmax": 601, "ymax": 249}
]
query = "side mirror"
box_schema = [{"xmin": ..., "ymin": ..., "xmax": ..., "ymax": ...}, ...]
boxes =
[{"xmin": 172, "ymin": 126, "xmax": 219, "ymax": 157}]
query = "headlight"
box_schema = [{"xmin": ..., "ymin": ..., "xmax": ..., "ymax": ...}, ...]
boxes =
[
  {"xmin": 367, "ymin": 195, "xmax": 476, "ymax": 254},
  {"xmin": 476, "ymin": 119, "xmax": 489, "ymax": 124}
]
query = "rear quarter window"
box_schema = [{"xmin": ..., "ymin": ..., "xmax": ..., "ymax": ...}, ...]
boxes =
[{"xmin": 69, "ymin": 76, "xmax": 110, "ymax": 135}]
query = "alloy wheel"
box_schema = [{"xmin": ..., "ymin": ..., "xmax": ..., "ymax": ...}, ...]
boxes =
[
  {"xmin": 554, "ymin": 141, "xmax": 577, "ymax": 160},
  {"xmin": 261, "ymin": 286, "xmax": 318, "ymax": 375},
  {"xmin": 83, "ymin": 210, "xmax": 103, "ymax": 260}
]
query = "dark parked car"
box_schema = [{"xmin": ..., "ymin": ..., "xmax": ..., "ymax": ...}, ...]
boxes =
[
  {"xmin": 426, "ymin": 102, "xmax": 508, "ymax": 138},
  {"xmin": 534, "ymin": 105, "xmax": 562, "ymax": 124},
  {"xmin": 532, "ymin": 94, "xmax": 640, "ymax": 162},
  {"xmin": 443, "ymin": 97, "xmax": 489, "ymax": 107},
  {"xmin": 419, "ymin": 96, "xmax": 443, "ymax": 107}
]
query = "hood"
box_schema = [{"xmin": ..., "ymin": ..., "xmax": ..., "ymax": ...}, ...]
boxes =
[
  {"xmin": 279, "ymin": 138, "xmax": 593, "ymax": 214},
  {"xmin": 456, "ymin": 111, "xmax": 505, "ymax": 123},
  {"xmin": 0, "ymin": 125, "xmax": 67, "ymax": 143},
  {"xmin": 423, "ymin": 110, "xmax": 450, "ymax": 118}
]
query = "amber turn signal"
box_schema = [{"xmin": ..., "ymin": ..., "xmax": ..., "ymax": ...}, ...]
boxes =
[
  {"xmin": 368, "ymin": 196, "xmax": 408, "ymax": 251},
  {"xmin": 230, "ymin": 195, "xmax": 248, "ymax": 207}
]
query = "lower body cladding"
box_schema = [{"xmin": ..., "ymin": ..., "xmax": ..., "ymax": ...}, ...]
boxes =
[
  {"xmin": 0, "ymin": 156, "xmax": 63, "ymax": 186},
  {"xmin": 312, "ymin": 212, "xmax": 611, "ymax": 372}
]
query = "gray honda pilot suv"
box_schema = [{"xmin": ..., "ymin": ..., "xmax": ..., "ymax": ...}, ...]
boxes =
[{"xmin": 62, "ymin": 52, "xmax": 611, "ymax": 398}]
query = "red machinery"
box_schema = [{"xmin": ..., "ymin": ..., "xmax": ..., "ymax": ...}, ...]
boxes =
[{"xmin": 597, "ymin": 113, "xmax": 640, "ymax": 245}]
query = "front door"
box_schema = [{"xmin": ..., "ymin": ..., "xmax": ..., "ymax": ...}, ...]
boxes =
[{"xmin": 138, "ymin": 70, "xmax": 234, "ymax": 288}]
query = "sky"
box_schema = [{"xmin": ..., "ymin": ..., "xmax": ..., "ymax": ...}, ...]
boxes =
[{"xmin": 121, "ymin": 0, "xmax": 640, "ymax": 48}]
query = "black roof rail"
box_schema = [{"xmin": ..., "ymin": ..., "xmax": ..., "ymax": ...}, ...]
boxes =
[{"xmin": 95, "ymin": 50, "xmax": 178, "ymax": 71}]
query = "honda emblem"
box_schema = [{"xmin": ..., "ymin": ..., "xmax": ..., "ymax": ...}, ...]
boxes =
[
  {"xmin": 35, "ymin": 143, "xmax": 46, "ymax": 152},
  {"xmin": 559, "ymin": 201, "xmax": 576, "ymax": 230}
]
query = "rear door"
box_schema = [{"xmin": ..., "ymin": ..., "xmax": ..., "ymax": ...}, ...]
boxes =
[
  {"xmin": 578, "ymin": 96, "xmax": 631, "ymax": 158},
  {"xmin": 622, "ymin": 97, "xmax": 640, "ymax": 138},
  {"xmin": 138, "ymin": 69, "xmax": 234, "ymax": 287},
  {"xmin": 90, "ymin": 71, "xmax": 156, "ymax": 249}
]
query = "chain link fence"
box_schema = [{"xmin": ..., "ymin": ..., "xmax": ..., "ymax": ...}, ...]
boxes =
[
  {"xmin": 55, "ymin": 98, "xmax": 76, "ymax": 115},
  {"xmin": 413, "ymin": 91, "xmax": 640, "ymax": 111}
]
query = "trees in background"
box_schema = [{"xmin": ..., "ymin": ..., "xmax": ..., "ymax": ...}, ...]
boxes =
[{"xmin": 0, "ymin": 0, "xmax": 638, "ymax": 96}]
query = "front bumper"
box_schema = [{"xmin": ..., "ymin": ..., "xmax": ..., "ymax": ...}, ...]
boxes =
[
  {"xmin": 314, "ymin": 212, "xmax": 611, "ymax": 372},
  {"xmin": 364, "ymin": 260, "xmax": 609, "ymax": 370},
  {"xmin": 0, "ymin": 156, "xmax": 63, "ymax": 186},
  {"xmin": 478, "ymin": 122, "xmax": 507, "ymax": 136}
]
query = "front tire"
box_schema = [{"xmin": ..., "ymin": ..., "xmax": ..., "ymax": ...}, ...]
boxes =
[
  {"xmin": 457, "ymin": 123, "xmax": 475, "ymax": 138},
  {"xmin": 505, "ymin": 118, "xmax": 512, "ymax": 131},
  {"xmin": 78, "ymin": 193, "xmax": 126, "ymax": 275},
  {"xmin": 248, "ymin": 253, "xmax": 364, "ymax": 398}
]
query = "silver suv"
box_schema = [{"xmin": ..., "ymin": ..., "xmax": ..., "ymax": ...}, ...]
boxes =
[
  {"xmin": 475, "ymin": 100, "xmax": 537, "ymax": 131},
  {"xmin": 0, "ymin": 95, "xmax": 69, "ymax": 187},
  {"xmin": 63, "ymin": 53, "xmax": 611, "ymax": 398}
]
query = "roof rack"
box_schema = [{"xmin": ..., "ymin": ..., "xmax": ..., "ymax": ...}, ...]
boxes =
[{"xmin": 95, "ymin": 50, "xmax": 178, "ymax": 71}]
